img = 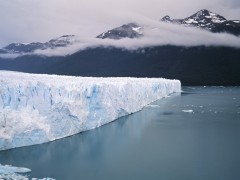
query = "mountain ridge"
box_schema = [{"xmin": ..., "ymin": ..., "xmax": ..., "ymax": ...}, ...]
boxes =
[
  {"xmin": 96, "ymin": 9, "xmax": 240, "ymax": 40},
  {"xmin": 161, "ymin": 9, "xmax": 240, "ymax": 36},
  {"xmin": 96, "ymin": 23, "xmax": 143, "ymax": 39},
  {"xmin": 0, "ymin": 9, "xmax": 239, "ymax": 54},
  {"xmin": 0, "ymin": 9, "xmax": 240, "ymax": 86},
  {"xmin": 0, "ymin": 35, "xmax": 78, "ymax": 54}
]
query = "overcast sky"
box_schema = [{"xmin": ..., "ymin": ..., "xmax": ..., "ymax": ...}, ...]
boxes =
[{"xmin": 0, "ymin": 0, "xmax": 240, "ymax": 47}]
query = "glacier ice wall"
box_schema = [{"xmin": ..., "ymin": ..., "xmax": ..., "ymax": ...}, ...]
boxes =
[{"xmin": 0, "ymin": 71, "xmax": 181, "ymax": 150}]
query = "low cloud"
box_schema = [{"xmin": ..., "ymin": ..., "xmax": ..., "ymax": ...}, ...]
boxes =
[
  {"xmin": 0, "ymin": 0, "xmax": 240, "ymax": 47},
  {"xmin": 31, "ymin": 20, "xmax": 240, "ymax": 57},
  {"xmin": 0, "ymin": 54, "xmax": 20, "ymax": 59}
]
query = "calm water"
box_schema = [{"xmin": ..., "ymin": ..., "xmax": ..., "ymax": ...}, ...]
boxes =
[{"xmin": 0, "ymin": 87, "xmax": 240, "ymax": 180}]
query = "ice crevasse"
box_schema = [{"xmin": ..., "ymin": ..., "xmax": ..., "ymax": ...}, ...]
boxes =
[{"xmin": 0, "ymin": 71, "xmax": 181, "ymax": 150}]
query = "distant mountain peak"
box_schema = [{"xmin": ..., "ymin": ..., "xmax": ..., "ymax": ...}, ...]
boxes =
[
  {"xmin": 161, "ymin": 9, "xmax": 240, "ymax": 36},
  {"xmin": 96, "ymin": 23, "xmax": 143, "ymax": 40},
  {"xmin": 197, "ymin": 9, "xmax": 211, "ymax": 14},
  {"xmin": 48, "ymin": 35, "xmax": 78, "ymax": 47},
  {"xmin": 0, "ymin": 35, "xmax": 79, "ymax": 54},
  {"xmin": 61, "ymin": 35, "xmax": 75, "ymax": 38},
  {"xmin": 191, "ymin": 9, "xmax": 226, "ymax": 22},
  {"xmin": 161, "ymin": 15, "xmax": 172, "ymax": 22}
]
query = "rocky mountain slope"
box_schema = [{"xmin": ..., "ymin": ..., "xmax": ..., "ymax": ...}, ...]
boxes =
[
  {"xmin": 96, "ymin": 23, "xmax": 143, "ymax": 39},
  {"xmin": 161, "ymin": 9, "xmax": 240, "ymax": 36},
  {"xmin": 0, "ymin": 35, "xmax": 78, "ymax": 54}
]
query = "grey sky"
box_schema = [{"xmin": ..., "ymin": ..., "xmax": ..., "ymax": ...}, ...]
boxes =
[{"xmin": 0, "ymin": 0, "xmax": 240, "ymax": 46}]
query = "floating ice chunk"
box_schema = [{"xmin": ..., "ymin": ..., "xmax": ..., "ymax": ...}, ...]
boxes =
[
  {"xmin": 0, "ymin": 164, "xmax": 31, "ymax": 174},
  {"xmin": 182, "ymin": 110, "xmax": 194, "ymax": 113},
  {"xmin": 0, "ymin": 173, "xmax": 29, "ymax": 179},
  {"xmin": 0, "ymin": 164, "xmax": 55, "ymax": 180}
]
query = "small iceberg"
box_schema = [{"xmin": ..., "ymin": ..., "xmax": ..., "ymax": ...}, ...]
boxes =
[{"xmin": 182, "ymin": 110, "xmax": 194, "ymax": 113}]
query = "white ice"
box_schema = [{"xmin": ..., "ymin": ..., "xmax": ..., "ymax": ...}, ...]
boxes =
[
  {"xmin": 185, "ymin": 19, "xmax": 198, "ymax": 24},
  {"xmin": 146, "ymin": 105, "xmax": 161, "ymax": 108},
  {"xmin": 0, "ymin": 164, "xmax": 54, "ymax": 180},
  {"xmin": 182, "ymin": 110, "xmax": 194, "ymax": 113},
  {"xmin": 0, "ymin": 71, "xmax": 181, "ymax": 150},
  {"xmin": 0, "ymin": 164, "xmax": 31, "ymax": 174}
]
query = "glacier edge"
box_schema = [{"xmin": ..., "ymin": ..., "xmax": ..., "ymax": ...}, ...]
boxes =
[{"xmin": 0, "ymin": 71, "xmax": 181, "ymax": 150}]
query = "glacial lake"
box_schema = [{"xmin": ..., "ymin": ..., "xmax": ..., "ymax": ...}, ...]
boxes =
[{"xmin": 0, "ymin": 87, "xmax": 240, "ymax": 180}]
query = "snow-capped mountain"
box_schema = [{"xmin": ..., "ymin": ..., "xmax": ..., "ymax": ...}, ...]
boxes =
[
  {"xmin": 2, "ymin": 42, "xmax": 45, "ymax": 54},
  {"xmin": 0, "ymin": 9, "xmax": 240, "ymax": 86},
  {"xmin": 161, "ymin": 9, "xmax": 240, "ymax": 35},
  {"xmin": 0, "ymin": 35, "xmax": 78, "ymax": 54},
  {"xmin": 96, "ymin": 9, "xmax": 240, "ymax": 40},
  {"xmin": 96, "ymin": 23, "xmax": 143, "ymax": 39}
]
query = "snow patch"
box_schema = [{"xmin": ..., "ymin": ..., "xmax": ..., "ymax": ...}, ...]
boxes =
[
  {"xmin": 212, "ymin": 19, "xmax": 226, "ymax": 23},
  {"xmin": 132, "ymin": 27, "xmax": 142, "ymax": 33},
  {"xmin": 209, "ymin": 12, "xmax": 217, "ymax": 17},
  {"xmin": 205, "ymin": 16, "xmax": 212, "ymax": 18},
  {"xmin": 185, "ymin": 19, "xmax": 198, "ymax": 24}
]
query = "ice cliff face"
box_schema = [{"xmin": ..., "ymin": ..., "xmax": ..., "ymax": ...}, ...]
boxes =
[{"xmin": 0, "ymin": 71, "xmax": 181, "ymax": 150}]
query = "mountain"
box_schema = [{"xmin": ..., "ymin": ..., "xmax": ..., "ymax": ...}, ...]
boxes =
[
  {"xmin": 0, "ymin": 9, "xmax": 240, "ymax": 86},
  {"xmin": 0, "ymin": 55, "xmax": 63, "ymax": 73},
  {"xmin": 46, "ymin": 46, "xmax": 240, "ymax": 86},
  {"xmin": 96, "ymin": 23, "xmax": 143, "ymax": 39},
  {"xmin": 161, "ymin": 9, "xmax": 240, "ymax": 36},
  {"xmin": 96, "ymin": 9, "xmax": 240, "ymax": 40},
  {"xmin": 0, "ymin": 35, "xmax": 78, "ymax": 54},
  {"xmin": 0, "ymin": 49, "xmax": 7, "ymax": 54},
  {"xmin": 1, "ymin": 46, "xmax": 240, "ymax": 86}
]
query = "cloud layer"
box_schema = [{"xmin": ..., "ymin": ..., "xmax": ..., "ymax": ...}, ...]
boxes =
[
  {"xmin": 0, "ymin": 0, "xmax": 240, "ymax": 47},
  {"xmin": 0, "ymin": 0, "xmax": 240, "ymax": 49},
  {"xmin": 30, "ymin": 21, "xmax": 240, "ymax": 57}
]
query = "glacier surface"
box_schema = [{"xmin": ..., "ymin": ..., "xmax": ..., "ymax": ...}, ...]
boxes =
[{"xmin": 0, "ymin": 71, "xmax": 181, "ymax": 150}]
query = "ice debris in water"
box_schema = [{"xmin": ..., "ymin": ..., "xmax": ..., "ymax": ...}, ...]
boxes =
[
  {"xmin": 0, "ymin": 164, "xmax": 31, "ymax": 174},
  {"xmin": 0, "ymin": 164, "xmax": 55, "ymax": 180}
]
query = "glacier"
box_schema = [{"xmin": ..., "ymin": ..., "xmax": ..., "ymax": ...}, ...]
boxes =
[{"xmin": 0, "ymin": 71, "xmax": 181, "ymax": 150}]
